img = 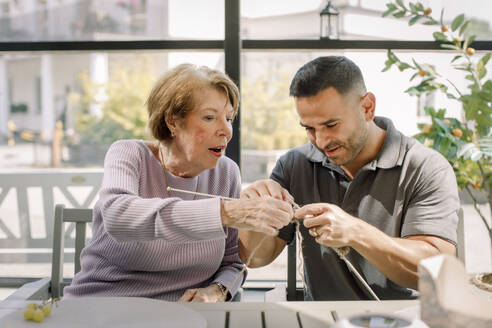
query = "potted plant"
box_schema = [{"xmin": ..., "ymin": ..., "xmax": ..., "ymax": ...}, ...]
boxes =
[{"xmin": 382, "ymin": 1, "xmax": 492, "ymax": 290}]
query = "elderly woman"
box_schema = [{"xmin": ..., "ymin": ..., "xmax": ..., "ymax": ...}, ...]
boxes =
[{"xmin": 64, "ymin": 64, "xmax": 293, "ymax": 302}]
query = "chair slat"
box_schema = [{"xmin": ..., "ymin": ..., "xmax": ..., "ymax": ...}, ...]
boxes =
[{"xmin": 51, "ymin": 204, "xmax": 93, "ymax": 298}]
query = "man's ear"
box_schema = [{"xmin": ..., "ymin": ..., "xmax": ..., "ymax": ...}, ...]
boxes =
[{"xmin": 361, "ymin": 92, "xmax": 376, "ymax": 121}]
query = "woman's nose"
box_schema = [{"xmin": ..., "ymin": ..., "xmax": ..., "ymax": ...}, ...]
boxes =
[{"xmin": 217, "ymin": 119, "xmax": 233, "ymax": 141}]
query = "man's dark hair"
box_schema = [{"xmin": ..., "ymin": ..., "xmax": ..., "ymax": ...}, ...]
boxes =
[{"xmin": 289, "ymin": 56, "xmax": 366, "ymax": 98}]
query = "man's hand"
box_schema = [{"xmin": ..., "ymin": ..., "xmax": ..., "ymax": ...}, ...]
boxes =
[
  {"xmin": 178, "ymin": 284, "xmax": 227, "ymax": 303},
  {"xmin": 296, "ymin": 203, "xmax": 361, "ymax": 248},
  {"xmin": 296, "ymin": 202, "xmax": 456, "ymax": 289},
  {"xmin": 222, "ymin": 196, "xmax": 293, "ymax": 236}
]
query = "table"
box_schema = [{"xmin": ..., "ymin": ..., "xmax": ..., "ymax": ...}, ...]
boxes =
[
  {"xmin": 0, "ymin": 298, "xmax": 419, "ymax": 328},
  {"xmin": 187, "ymin": 300, "xmax": 419, "ymax": 327}
]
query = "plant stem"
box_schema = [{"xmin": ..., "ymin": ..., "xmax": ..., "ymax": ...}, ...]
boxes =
[
  {"xmin": 445, "ymin": 78, "xmax": 463, "ymax": 98},
  {"xmin": 464, "ymin": 54, "xmax": 482, "ymax": 89}
]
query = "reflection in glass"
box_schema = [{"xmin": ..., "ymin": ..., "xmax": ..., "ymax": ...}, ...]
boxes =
[
  {"xmin": 240, "ymin": 0, "xmax": 492, "ymax": 40},
  {"xmin": 0, "ymin": 0, "xmax": 224, "ymax": 41},
  {"xmin": 0, "ymin": 51, "xmax": 223, "ymax": 169}
]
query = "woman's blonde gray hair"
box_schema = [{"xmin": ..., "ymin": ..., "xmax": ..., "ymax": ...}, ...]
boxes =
[{"xmin": 147, "ymin": 64, "xmax": 240, "ymax": 141}]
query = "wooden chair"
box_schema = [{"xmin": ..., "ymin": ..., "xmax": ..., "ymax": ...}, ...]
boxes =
[
  {"xmin": 7, "ymin": 204, "xmax": 92, "ymax": 300},
  {"xmin": 50, "ymin": 204, "xmax": 93, "ymax": 298}
]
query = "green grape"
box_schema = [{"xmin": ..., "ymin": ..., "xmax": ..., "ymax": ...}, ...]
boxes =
[
  {"xmin": 26, "ymin": 303, "xmax": 37, "ymax": 311},
  {"xmin": 24, "ymin": 308, "xmax": 35, "ymax": 320},
  {"xmin": 42, "ymin": 304, "xmax": 52, "ymax": 316},
  {"xmin": 32, "ymin": 310, "xmax": 45, "ymax": 323}
]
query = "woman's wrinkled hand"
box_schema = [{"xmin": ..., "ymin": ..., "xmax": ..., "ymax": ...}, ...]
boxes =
[
  {"xmin": 178, "ymin": 284, "xmax": 226, "ymax": 303},
  {"xmin": 221, "ymin": 196, "xmax": 294, "ymax": 236},
  {"xmin": 240, "ymin": 179, "xmax": 294, "ymax": 203}
]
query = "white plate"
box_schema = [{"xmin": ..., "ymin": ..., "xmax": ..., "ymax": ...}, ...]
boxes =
[{"xmin": 0, "ymin": 297, "xmax": 207, "ymax": 328}]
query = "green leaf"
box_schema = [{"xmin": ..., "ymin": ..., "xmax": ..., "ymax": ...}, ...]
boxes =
[
  {"xmin": 423, "ymin": 20, "xmax": 438, "ymax": 25},
  {"xmin": 436, "ymin": 108, "xmax": 446, "ymax": 118},
  {"xmin": 386, "ymin": 3, "xmax": 398, "ymax": 10},
  {"xmin": 464, "ymin": 35, "xmax": 476, "ymax": 50},
  {"xmin": 382, "ymin": 65, "xmax": 392, "ymax": 72},
  {"xmin": 409, "ymin": 2, "xmax": 417, "ymax": 12},
  {"xmin": 457, "ymin": 142, "xmax": 483, "ymax": 161},
  {"xmin": 434, "ymin": 118, "xmax": 451, "ymax": 133},
  {"xmin": 397, "ymin": 61, "xmax": 413, "ymax": 71},
  {"xmin": 394, "ymin": 10, "xmax": 406, "ymax": 18},
  {"xmin": 441, "ymin": 138, "xmax": 451, "ymax": 155},
  {"xmin": 480, "ymin": 53, "xmax": 491, "ymax": 66},
  {"xmin": 424, "ymin": 106, "xmax": 437, "ymax": 116},
  {"xmin": 477, "ymin": 61, "xmax": 486, "ymax": 80},
  {"xmin": 459, "ymin": 20, "xmax": 470, "ymax": 36},
  {"xmin": 395, "ymin": 0, "xmax": 406, "ymax": 9},
  {"xmin": 434, "ymin": 134, "xmax": 442, "ymax": 151},
  {"xmin": 433, "ymin": 31, "xmax": 448, "ymax": 42},
  {"xmin": 439, "ymin": 8, "xmax": 444, "ymax": 26},
  {"xmin": 409, "ymin": 15, "xmax": 422, "ymax": 25},
  {"xmin": 405, "ymin": 86, "xmax": 420, "ymax": 96},
  {"xmin": 451, "ymin": 55, "xmax": 462, "ymax": 63},
  {"xmin": 451, "ymin": 14, "xmax": 465, "ymax": 32},
  {"xmin": 410, "ymin": 72, "xmax": 420, "ymax": 81},
  {"xmin": 478, "ymin": 136, "xmax": 492, "ymax": 157},
  {"xmin": 387, "ymin": 49, "xmax": 400, "ymax": 62},
  {"xmin": 416, "ymin": 2, "xmax": 424, "ymax": 11},
  {"xmin": 426, "ymin": 65, "xmax": 439, "ymax": 77}
]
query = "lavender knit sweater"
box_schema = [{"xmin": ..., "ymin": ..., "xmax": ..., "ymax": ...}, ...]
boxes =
[{"xmin": 64, "ymin": 140, "xmax": 246, "ymax": 301}]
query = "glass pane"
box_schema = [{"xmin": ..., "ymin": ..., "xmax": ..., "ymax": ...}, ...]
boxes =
[
  {"xmin": 0, "ymin": 50, "xmax": 223, "ymax": 278},
  {"xmin": 241, "ymin": 0, "xmax": 492, "ymax": 40},
  {"xmin": 240, "ymin": 50, "xmax": 492, "ymax": 280},
  {"xmin": 0, "ymin": 0, "xmax": 224, "ymax": 41}
]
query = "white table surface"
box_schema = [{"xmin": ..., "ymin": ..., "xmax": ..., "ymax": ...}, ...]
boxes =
[{"xmin": 0, "ymin": 297, "xmax": 419, "ymax": 328}]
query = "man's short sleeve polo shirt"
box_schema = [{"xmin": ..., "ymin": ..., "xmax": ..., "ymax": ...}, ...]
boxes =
[{"xmin": 272, "ymin": 116, "xmax": 459, "ymax": 300}]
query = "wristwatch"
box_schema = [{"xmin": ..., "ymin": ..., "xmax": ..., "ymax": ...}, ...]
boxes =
[{"xmin": 214, "ymin": 282, "xmax": 228, "ymax": 299}]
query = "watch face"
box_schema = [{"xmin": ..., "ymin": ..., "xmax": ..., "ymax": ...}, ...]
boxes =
[
  {"xmin": 216, "ymin": 283, "xmax": 226, "ymax": 294},
  {"xmin": 349, "ymin": 314, "xmax": 411, "ymax": 327}
]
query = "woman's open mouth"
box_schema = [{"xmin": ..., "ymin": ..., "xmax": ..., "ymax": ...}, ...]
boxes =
[{"xmin": 208, "ymin": 147, "xmax": 224, "ymax": 157}]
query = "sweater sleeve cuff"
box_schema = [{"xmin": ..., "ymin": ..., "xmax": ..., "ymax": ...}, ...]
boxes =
[{"xmin": 213, "ymin": 268, "xmax": 246, "ymax": 300}]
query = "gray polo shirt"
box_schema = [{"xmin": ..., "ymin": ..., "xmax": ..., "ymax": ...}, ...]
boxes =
[{"xmin": 272, "ymin": 116, "xmax": 459, "ymax": 300}]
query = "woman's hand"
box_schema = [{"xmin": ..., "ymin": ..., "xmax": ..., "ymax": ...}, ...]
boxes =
[
  {"xmin": 178, "ymin": 284, "xmax": 227, "ymax": 303},
  {"xmin": 240, "ymin": 179, "xmax": 294, "ymax": 203},
  {"xmin": 221, "ymin": 196, "xmax": 293, "ymax": 236}
]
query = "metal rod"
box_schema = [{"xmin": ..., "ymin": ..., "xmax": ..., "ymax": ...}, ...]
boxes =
[{"xmin": 166, "ymin": 187, "xmax": 235, "ymax": 201}]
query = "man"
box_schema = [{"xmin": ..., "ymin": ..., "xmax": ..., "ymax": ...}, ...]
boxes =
[{"xmin": 239, "ymin": 56, "xmax": 459, "ymax": 300}]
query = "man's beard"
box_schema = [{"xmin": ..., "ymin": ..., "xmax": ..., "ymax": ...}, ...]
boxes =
[{"xmin": 318, "ymin": 125, "xmax": 368, "ymax": 167}]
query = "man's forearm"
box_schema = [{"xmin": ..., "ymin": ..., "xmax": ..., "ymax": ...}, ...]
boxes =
[
  {"xmin": 349, "ymin": 221, "xmax": 452, "ymax": 290},
  {"xmin": 238, "ymin": 231, "xmax": 285, "ymax": 268}
]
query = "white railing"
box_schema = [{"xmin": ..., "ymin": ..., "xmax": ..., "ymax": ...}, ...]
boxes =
[{"xmin": 0, "ymin": 169, "xmax": 103, "ymax": 262}]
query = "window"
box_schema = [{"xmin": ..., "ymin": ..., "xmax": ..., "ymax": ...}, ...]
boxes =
[{"xmin": 1, "ymin": 0, "xmax": 492, "ymax": 285}]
